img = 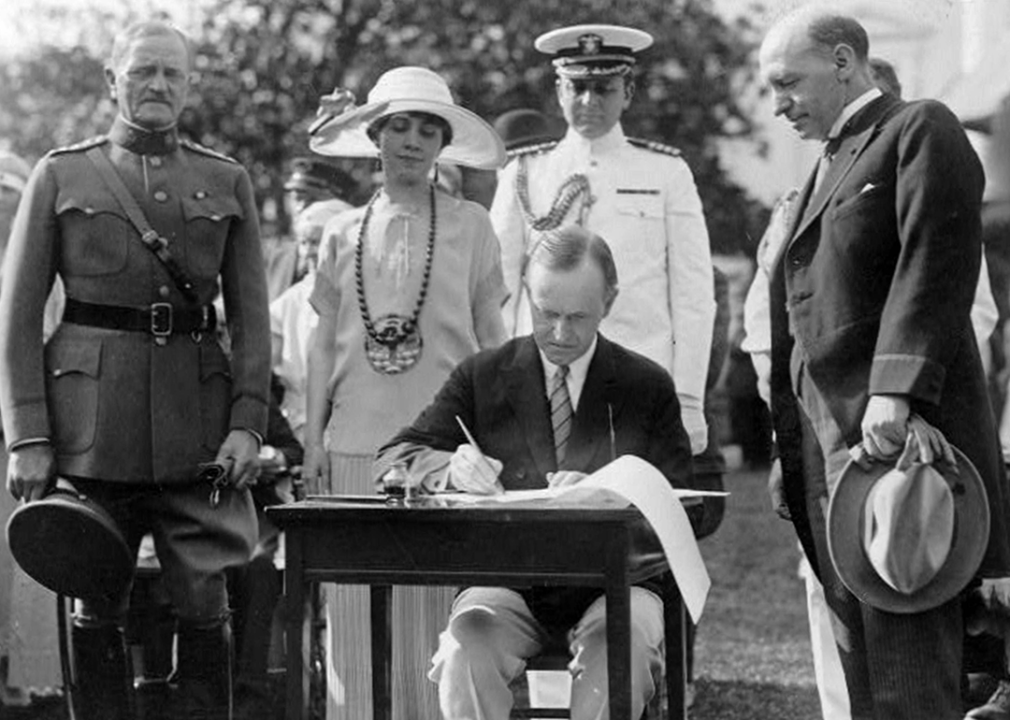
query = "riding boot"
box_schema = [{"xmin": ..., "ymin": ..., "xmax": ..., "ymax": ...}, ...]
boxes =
[
  {"xmin": 68, "ymin": 623, "xmax": 134, "ymax": 720},
  {"xmin": 175, "ymin": 619, "xmax": 234, "ymax": 720}
]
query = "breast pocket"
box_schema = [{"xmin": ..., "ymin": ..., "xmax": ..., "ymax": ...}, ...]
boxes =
[
  {"xmin": 55, "ymin": 195, "xmax": 131, "ymax": 277},
  {"xmin": 182, "ymin": 195, "xmax": 243, "ymax": 280},
  {"xmin": 45, "ymin": 340, "xmax": 102, "ymax": 454},
  {"xmin": 614, "ymin": 192, "xmax": 665, "ymax": 268},
  {"xmin": 199, "ymin": 343, "xmax": 233, "ymax": 451}
]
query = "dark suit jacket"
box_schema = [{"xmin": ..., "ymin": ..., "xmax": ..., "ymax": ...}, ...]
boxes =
[
  {"xmin": 769, "ymin": 93, "xmax": 1010, "ymax": 577},
  {"xmin": 378, "ymin": 333, "xmax": 694, "ymax": 628}
]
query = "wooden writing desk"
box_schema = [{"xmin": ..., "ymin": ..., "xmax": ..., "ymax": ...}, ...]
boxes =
[{"xmin": 269, "ymin": 495, "xmax": 686, "ymax": 720}]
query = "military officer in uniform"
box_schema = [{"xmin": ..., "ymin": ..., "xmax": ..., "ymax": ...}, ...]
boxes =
[
  {"xmin": 0, "ymin": 20, "xmax": 270, "ymax": 720},
  {"xmin": 491, "ymin": 24, "xmax": 716, "ymax": 456}
]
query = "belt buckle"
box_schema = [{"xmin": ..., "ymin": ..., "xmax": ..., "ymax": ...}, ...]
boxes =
[{"xmin": 150, "ymin": 303, "xmax": 173, "ymax": 337}]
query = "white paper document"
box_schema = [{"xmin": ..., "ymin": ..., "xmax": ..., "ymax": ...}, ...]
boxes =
[{"xmin": 441, "ymin": 455, "xmax": 716, "ymax": 622}]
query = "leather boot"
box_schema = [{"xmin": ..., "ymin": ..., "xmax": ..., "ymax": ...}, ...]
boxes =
[
  {"xmin": 174, "ymin": 619, "xmax": 234, "ymax": 720},
  {"xmin": 68, "ymin": 623, "xmax": 133, "ymax": 720}
]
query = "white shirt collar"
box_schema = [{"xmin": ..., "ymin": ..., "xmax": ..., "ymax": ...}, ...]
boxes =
[
  {"xmin": 538, "ymin": 334, "xmax": 598, "ymax": 412},
  {"xmin": 828, "ymin": 87, "xmax": 882, "ymax": 139},
  {"xmin": 560, "ymin": 123, "xmax": 626, "ymax": 157}
]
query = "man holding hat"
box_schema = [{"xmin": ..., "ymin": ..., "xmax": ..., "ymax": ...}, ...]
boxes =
[
  {"xmin": 491, "ymin": 23, "xmax": 716, "ymax": 458},
  {"xmin": 760, "ymin": 8, "xmax": 1010, "ymax": 718},
  {"xmin": 0, "ymin": 20, "xmax": 270, "ymax": 720}
]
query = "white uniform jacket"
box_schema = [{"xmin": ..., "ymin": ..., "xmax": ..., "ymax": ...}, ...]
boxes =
[{"xmin": 491, "ymin": 124, "xmax": 715, "ymax": 452}]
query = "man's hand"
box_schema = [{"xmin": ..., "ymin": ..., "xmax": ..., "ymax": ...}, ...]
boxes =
[
  {"xmin": 448, "ymin": 445, "xmax": 503, "ymax": 495},
  {"xmin": 257, "ymin": 445, "xmax": 288, "ymax": 485},
  {"xmin": 766, "ymin": 458, "xmax": 791, "ymax": 520},
  {"xmin": 301, "ymin": 442, "xmax": 330, "ymax": 496},
  {"xmin": 7, "ymin": 443, "xmax": 56, "ymax": 503},
  {"xmin": 215, "ymin": 429, "xmax": 260, "ymax": 490},
  {"xmin": 546, "ymin": 470, "xmax": 588, "ymax": 489},
  {"xmin": 861, "ymin": 394, "xmax": 910, "ymax": 460}
]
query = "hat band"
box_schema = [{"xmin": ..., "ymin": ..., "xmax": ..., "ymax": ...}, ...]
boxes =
[{"xmin": 0, "ymin": 171, "xmax": 26, "ymax": 193}]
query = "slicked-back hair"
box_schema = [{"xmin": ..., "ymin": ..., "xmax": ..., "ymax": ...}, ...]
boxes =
[
  {"xmin": 523, "ymin": 225, "xmax": 618, "ymax": 295},
  {"xmin": 806, "ymin": 13, "xmax": 870, "ymax": 62},
  {"xmin": 108, "ymin": 21, "xmax": 194, "ymax": 72}
]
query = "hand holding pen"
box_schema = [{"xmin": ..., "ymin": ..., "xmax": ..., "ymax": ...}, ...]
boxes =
[{"xmin": 449, "ymin": 416, "xmax": 504, "ymax": 495}]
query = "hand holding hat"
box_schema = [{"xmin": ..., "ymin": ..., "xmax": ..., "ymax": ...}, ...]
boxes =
[{"xmin": 830, "ymin": 416, "xmax": 989, "ymax": 613}]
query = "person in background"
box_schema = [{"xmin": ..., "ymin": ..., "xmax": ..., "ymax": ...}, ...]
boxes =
[
  {"xmin": 374, "ymin": 225, "xmax": 693, "ymax": 720},
  {"xmin": 271, "ymin": 200, "xmax": 351, "ymax": 443},
  {"xmin": 264, "ymin": 158, "xmax": 355, "ymax": 301},
  {"xmin": 760, "ymin": 9, "xmax": 1010, "ymax": 718},
  {"xmin": 491, "ymin": 23, "xmax": 716, "ymax": 464},
  {"xmin": 302, "ymin": 65, "xmax": 507, "ymax": 720},
  {"xmin": 0, "ymin": 20, "xmax": 270, "ymax": 720}
]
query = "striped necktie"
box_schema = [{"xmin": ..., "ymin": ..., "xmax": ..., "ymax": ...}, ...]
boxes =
[{"xmin": 550, "ymin": 365, "xmax": 573, "ymax": 467}]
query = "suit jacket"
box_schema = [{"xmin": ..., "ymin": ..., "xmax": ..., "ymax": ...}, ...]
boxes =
[
  {"xmin": 378, "ymin": 333, "xmax": 694, "ymax": 628},
  {"xmin": 0, "ymin": 118, "xmax": 271, "ymax": 484},
  {"xmin": 769, "ymin": 93, "xmax": 1010, "ymax": 576}
]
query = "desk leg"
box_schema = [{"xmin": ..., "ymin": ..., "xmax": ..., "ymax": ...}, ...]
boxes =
[
  {"xmin": 285, "ymin": 531, "xmax": 309, "ymax": 720},
  {"xmin": 371, "ymin": 585, "xmax": 392, "ymax": 720},
  {"xmin": 606, "ymin": 551, "xmax": 632, "ymax": 720},
  {"xmin": 664, "ymin": 579, "xmax": 687, "ymax": 720}
]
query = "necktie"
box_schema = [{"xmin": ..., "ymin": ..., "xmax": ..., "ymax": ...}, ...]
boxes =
[
  {"xmin": 813, "ymin": 134, "xmax": 843, "ymax": 194},
  {"xmin": 550, "ymin": 365, "xmax": 573, "ymax": 466}
]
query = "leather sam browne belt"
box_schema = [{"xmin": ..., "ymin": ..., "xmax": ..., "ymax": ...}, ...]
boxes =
[{"xmin": 63, "ymin": 298, "xmax": 216, "ymax": 338}]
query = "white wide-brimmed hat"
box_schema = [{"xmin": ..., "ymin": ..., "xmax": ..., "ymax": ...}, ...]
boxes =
[{"xmin": 310, "ymin": 66, "xmax": 506, "ymax": 171}]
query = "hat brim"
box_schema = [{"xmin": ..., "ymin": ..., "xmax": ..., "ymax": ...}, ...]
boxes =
[
  {"xmin": 827, "ymin": 445, "xmax": 990, "ymax": 614},
  {"xmin": 6, "ymin": 489, "xmax": 133, "ymax": 601},
  {"xmin": 310, "ymin": 99, "xmax": 506, "ymax": 171}
]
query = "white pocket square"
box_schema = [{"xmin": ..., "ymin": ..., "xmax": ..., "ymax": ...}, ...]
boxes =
[{"xmin": 859, "ymin": 182, "xmax": 879, "ymax": 195}]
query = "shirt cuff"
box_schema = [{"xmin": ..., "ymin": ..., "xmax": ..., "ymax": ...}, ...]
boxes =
[{"xmin": 9, "ymin": 437, "xmax": 51, "ymax": 452}]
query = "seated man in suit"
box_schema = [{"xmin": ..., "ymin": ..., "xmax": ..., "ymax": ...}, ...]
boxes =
[{"xmin": 374, "ymin": 225, "xmax": 694, "ymax": 720}]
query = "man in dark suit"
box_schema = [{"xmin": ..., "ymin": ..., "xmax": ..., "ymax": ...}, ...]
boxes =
[
  {"xmin": 0, "ymin": 21, "xmax": 270, "ymax": 720},
  {"xmin": 375, "ymin": 225, "xmax": 693, "ymax": 720},
  {"xmin": 760, "ymin": 8, "xmax": 1010, "ymax": 719}
]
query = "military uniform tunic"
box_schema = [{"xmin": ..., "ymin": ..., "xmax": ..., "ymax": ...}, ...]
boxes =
[
  {"xmin": 0, "ymin": 116, "xmax": 270, "ymax": 485},
  {"xmin": 491, "ymin": 124, "xmax": 715, "ymax": 451}
]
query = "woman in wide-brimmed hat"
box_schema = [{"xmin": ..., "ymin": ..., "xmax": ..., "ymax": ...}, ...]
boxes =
[{"xmin": 300, "ymin": 66, "xmax": 507, "ymax": 720}]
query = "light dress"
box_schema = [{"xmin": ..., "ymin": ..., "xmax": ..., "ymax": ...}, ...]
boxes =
[{"xmin": 309, "ymin": 187, "xmax": 506, "ymax": 720}]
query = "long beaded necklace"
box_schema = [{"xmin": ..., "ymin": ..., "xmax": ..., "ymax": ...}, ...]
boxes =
[{"xmin": 355, "ymin": 184, "xmax": 436, "ymax": 374}]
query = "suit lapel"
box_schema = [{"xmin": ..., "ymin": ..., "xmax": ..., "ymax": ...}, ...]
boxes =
[
  {"xmin": 789, "ymin": 94, "xmax": 901, "ymax": 246},
  {"xmin": 504, "ymin": 337, "xmax": 556, "ymax": 478},
  {"xmin": 563, "ymin": 336, "xmax": 621, "ymax": 472}
]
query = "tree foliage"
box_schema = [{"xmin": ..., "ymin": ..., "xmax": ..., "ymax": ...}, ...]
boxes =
[{"xmin": 0, "ymin": 0, "xmax": 769, "ymax": 253}]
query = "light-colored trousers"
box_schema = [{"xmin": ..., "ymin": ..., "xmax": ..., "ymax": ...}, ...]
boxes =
[{"xmin": 428, "ymin": 586, "xmax": 664, "ymax": 720}]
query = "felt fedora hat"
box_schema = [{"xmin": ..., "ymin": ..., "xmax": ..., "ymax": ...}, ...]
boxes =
[
  {"xmin": 310, "ymin": 66, "xmax": 506, "ymax": 171},
  {"xmin": 6, "ymin": 484, "xmax": 133, "ymax": 602},
  {"xmin": 827, "ymin": 445, "xmax": 989, "ymax": 614}
]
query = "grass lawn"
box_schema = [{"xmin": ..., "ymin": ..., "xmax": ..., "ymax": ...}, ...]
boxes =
[{"xmin": 690, "ymin": 466, "xmax": 824, "ymax": 720}]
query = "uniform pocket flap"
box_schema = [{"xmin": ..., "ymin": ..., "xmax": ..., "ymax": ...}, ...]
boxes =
[
  {"xmin": 182, "ymin": 195, "xmax": 244, "ymax": 223},
  {"xmin": 47, "ymin": 340, "xmax": 102, "ymax": 379},
  {"xmin": 199, "ymin": 344, "xmax": 233, "ymax": 381},
  {"xmin": 54, "ymin": 192, "xmax": 126, "ymax": 220}
]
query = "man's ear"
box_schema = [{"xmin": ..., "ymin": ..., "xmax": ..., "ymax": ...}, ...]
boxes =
[
  {"xmin": 105, "ymin": 67, "xmax": 118, "ymax": 101},
  {"xmin": 833, "ymin": 44, "xmax": 857, "ymax": 81},
  {"xmin": 623, "ymin": 78, "xmax": 635, "ymax": 108},
  {"xmin": 602, "ymin": 286, "xmax": 619, "ymax": 317}
]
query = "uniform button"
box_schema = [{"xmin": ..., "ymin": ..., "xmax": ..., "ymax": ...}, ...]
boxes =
[
  {"xmin": 159, "ymin": 285, "xmax": 170, "ymax": 298},
  {"xmin": 149, "ymin": 156, "xmax": 163, "ymax": 168},
  {"xmin": 52, "ymin": 368, "xmax": 62, "ymax": 377},
  {"xmin": 195, "ymin": 190, "xmax": 207, "ymax": 200},
  {"xmin": 154, "ymin": 191, "xmax": 168, "ymax": 202},
  {"xmin": 210, "ymin": 214, "xmax": 222, "ymax": 221}
]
